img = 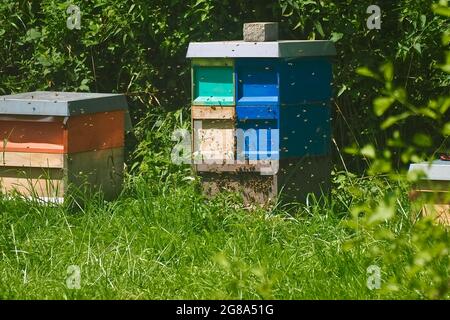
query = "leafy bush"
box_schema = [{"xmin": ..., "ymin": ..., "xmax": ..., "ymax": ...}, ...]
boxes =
[
  {"xmin": 1, "ymin": 0, "xmax": 448, "ymax": 172},
  {"xmin": 280, "ymin": 0, "xmax": 449, "ymax": 170},
  {"xmin": 343, "ymin": 1, "xmax": 449, "ymax": 299},
  {"xmin": 0, "ymin": 0, "xmax": 449, "ymax": 300}
]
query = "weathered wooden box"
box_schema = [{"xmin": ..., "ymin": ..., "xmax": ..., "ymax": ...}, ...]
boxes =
[
  {"xmin": 190, "ymin": 58, "xmax": 236, "ymax": 165},
  {"xmin": 192, "ymin": 117, "xmax": 235, "ymax": 164},
  {"xmin": 0, "ymin": 91, "xmax": 129, "ymax": 202},
  {"xmin": 409, "ymin": 160, "xmax": 450, "ymax": 225}
]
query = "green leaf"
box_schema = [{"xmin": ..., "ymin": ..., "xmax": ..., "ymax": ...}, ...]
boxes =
[
  {"xmin": 9, "ymin": 21, "xmax": 19, "ymax": 30},
  {"xmin": 330, "ymin": 32, "xmax": 343, "ymax": 43},
  {"xmin": 193, "ymin": 0, "xmax": 206, "ymax": 8},
  {"xmin": 367, "ymin": 201, "xmax": 395, "ymax": 225},
  {"xmin": 439, "ymin": 97, "xmax": 450, "ymax": 114},
  {"xmin": 360, "ymin": 144, "xmax": 376, "ymax": 159},
  {"xmin": 412, "ymin": 133, "xmax": 432, "ymax": 147},
  {"xmin": 420, "ymin": 14, "xmax": 426, "ymax": 28},
  {"xmin": 79, "ymin": 84, "xmax": 89, "ymax": 91},
  {"xmin": 25, "ymin": 28, "xmax": 41, "ymax": 42},
  {"xmin": 393, "ymin": 88, "xmax": 407, "ymax": 104},
  {"xmin": 293, "ymin": 20, "xmax": 303, "ymax": 30},
  {"xmin": 432, "ymin": 4, "xmax": 450, "ymax": 17},
  {"xmin": 314, "ymin": 21, "xmax": 325, "ymax": 37},
  {"xmin": 416, "ymin": 107, "xmax": 438, "ymax": 119},
  {"xmin": 356, "ymin": 67, "xmax": 380, "ymax": 80},
  {"xmin": 373, "ymin": 96, "xmax": 394, "ymax": 116},
  {"xmin": 343, "ymin": 144, "xmax": 359, "ymax": 155},
  {"xmin": 413, "ymin": 43, "xmax": 422, "ymax": 54},
  {"xmin": 281, "ymin": 3, "xmax": 293, "ymax": 17},
  {"xmin": 380, "ymin": 61, "xmax": 394, "ymax": 82},
  {"xmin": 442, "ymin": 122, "xmax": 450, "ymax": 136},
  {"xmin": 438, "ymin": 52, "xmax": 450, "ymax": 73},
  {"xmin": 442, "ymin": 31, "xmax": 450, "ymax": 46},
  {"xmin": 37, "ymin": 55, "xmax": 52, "ymax": 67},
  {"xmin": 368, "ymin": 159, "xmax": 392, "ymax": 175},
  {"xmin": 337, "ymin": 84, "xmax": 347, "ymax": 97},
  {"xmin": 380, "ymin": 112, "xmax": 411, "ymax": 129}
]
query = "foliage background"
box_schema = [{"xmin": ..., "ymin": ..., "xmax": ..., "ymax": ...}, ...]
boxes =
[
  {"xmin": 1, "ymin": 0, "xmax": 448, "ymax": 172},
  {"xmin": 0, "ymin": 0, "xmax": 449, "ymax": 300}
]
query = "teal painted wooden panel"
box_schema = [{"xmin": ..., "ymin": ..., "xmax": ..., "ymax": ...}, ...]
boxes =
[
  {"xmin": 279, "ymin": 103, "xmax": 331, "ymax": 158},
  {"xmin": 280, "ymin": 58, "xmax": 332, "ymax": 104},
  {"xmin": 193, "ymin": 66, "xmax": 234, "ymax": 106}
]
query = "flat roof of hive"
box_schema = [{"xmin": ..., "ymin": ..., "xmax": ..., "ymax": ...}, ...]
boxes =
[
  {"xmin": 408, "ymin": 160, "xmax": 450, "ymax": 181},
  {"xmin": 186, "ymin": 40, "xmax": 336, "ymax": 58},
  {"xmin": 0, "ymin": 91, "xmax": 128, "ymax": 116}
]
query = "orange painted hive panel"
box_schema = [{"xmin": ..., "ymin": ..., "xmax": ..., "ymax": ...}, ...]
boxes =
[{"xmin": 0, "ymin": 111, "xmax": 125, "ymax": 154}]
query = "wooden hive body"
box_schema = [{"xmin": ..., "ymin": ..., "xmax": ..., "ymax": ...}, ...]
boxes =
[
  {"xmin": 0, "ymin": 92, "xmax": 129, "ymax": 202},
  {"xmin": 409, "ymin": 161, "xmax": 450, "ymax": 225},
  {"xmin": 187, "ymin": 40, "xmax": 336, "ymax": 204}
]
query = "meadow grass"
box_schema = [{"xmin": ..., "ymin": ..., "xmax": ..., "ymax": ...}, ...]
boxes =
[{"xmin": 0, "ymin": 168, "xmax": 427, "ymax": 300}]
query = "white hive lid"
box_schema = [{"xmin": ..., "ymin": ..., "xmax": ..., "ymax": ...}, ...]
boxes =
[
  {"xmin": 408, "ymin": 160, "xmax": 450, "ymax": 181},
  {"xmin": 186, "ymin": 40, "xmax": 336, "ymax": 58},
  {"xmin": 0, "ymin": 91, "xmax": 129, "ymax": 116}
]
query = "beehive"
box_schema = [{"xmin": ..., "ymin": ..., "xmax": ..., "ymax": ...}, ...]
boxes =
[
  {"xmin": 409, "ymin": 160, "xmax": 450, "ymax": 225},
  {"xmin": 191, "ymin": 59, "xmax": 236, "ymax": 164},
  {"xmin": 0, "ymin": 91, "xmax": 129, "ymax": 202},
  {"xmin": 186, "ymin": 24, "xmax": 336, "ymax": 204}
]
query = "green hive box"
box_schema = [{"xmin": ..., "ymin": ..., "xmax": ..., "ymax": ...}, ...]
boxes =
[{"xmin": 192, "ymin": 59, "xmax": 235, "ymax": 106}]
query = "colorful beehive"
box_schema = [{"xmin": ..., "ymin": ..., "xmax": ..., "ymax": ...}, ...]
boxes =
[
  {"xmin": 191, "ymin": 59, "xmax": 236, "ymax": 164},
  {"xmin": 408, "ymin": 160, "xmax": 450, "ymax": 225},
  {"xmin": 187, "ymin": 23, "xmax": 336, "ymax": 204},
  {"xmin": 0, "ymin": 91, "xmax": 129, "ymax": 202}
]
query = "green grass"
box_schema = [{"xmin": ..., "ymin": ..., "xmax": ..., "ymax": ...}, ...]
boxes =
[{"xmin": 0, "ymin": 168, "xmax": 435, "ymax": 300}]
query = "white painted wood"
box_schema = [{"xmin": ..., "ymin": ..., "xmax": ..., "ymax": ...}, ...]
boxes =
[
  {"xmin": 186, "ymin": 40, "xmax": 336, "ymax": 58},
  {"xmin": 0, "ymin": 91, "xmax": 128, "ymax": 116},
  {"xmin": 409, "ymin": 160, "xmax": 450, "ymax": 181},
  {"xmin": 193, "ymin": 119, "xmax": 235, "ymax": 164}
]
